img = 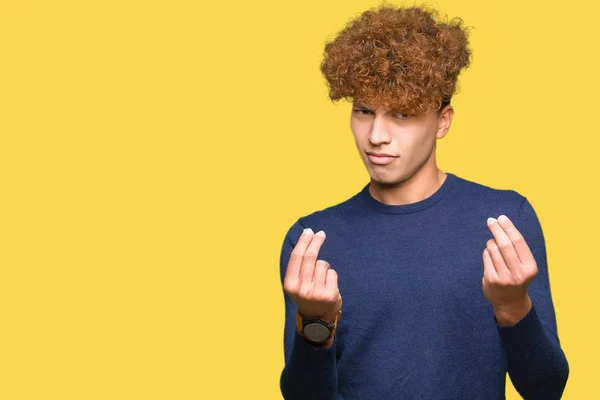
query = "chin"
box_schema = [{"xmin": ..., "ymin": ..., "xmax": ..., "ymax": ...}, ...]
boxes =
[
  {"xmin": 368, "ymin": 168, "xmax": 413, "ymax": 186},
  {"xmin": 369, "ymin": 174, "xmax": 402, "ymax": 187}
]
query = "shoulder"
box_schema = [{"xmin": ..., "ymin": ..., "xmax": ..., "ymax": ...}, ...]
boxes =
[
  {"xmin": 297, "ymin": 187, "xmax": 364, "ymax": 231},
  {"xmin": 451, "ymin": 173, "xmax": 542, "ymax": 234},
  {"xmin": 451, "ymin": 173, "xmax": 527, "ymax": 209},
  {"xmin": 281, "ymin": 186, "xmax": 364, "ymax": 242}
]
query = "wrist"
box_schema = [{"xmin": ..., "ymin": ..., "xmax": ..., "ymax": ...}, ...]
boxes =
[
  {"xmin": 297, "ymin": 309, "xmax": 338, "ymax": 324},
  {"xmin": 296, "ymin": 309, "xmax": 342, "ymax": 345},
  {"xmin": 493, "ymin": 295, "xmax": 532, "ymax": 326},
  {"xmin": 304, "ymin": 336, "xmax": 334, "ymax": 348}
]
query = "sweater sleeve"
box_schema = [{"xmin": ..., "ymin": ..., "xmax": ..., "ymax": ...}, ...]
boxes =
[
  {"xmin": 497, "ymin": 196, "xmax": 569, "ymax": 399},
  {"xmin": 279, "ymin": 219, "xmax": 339, "ymax": 400}
]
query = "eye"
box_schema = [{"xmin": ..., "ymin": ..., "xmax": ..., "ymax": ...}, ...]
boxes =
[
  {"xmin": 353, "ymin": 108, "xmax": 373, "ymax": 116},
  {"xmin": 395, "ymin": 113, "xmax": 410, "ymax": 120}
]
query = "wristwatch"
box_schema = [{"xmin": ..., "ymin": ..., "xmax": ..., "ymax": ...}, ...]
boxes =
[{"xmin": 296, "ymin": 309, "xmax": 342, "ymax": 344}]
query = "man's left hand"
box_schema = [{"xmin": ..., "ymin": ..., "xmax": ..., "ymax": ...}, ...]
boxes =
[{"xmin": 482, "ymin": 215, "xmax": 538, "ymax": 326}]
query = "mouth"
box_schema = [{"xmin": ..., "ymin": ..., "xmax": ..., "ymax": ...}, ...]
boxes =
[{"xmin": 366, "ymin": 152, "xmax": 398, "ymax": 165}]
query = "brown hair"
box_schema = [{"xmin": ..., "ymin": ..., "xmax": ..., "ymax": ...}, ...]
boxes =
[{"xmin": 320, "ymin": 2, "xmax": 472, "ymax": 116}]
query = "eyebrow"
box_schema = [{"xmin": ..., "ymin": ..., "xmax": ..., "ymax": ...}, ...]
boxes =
[{"xmin": 353, "ymin": 105, "xmax": 413, "ymax": 118}]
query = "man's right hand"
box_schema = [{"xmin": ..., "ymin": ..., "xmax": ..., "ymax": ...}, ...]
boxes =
[{"xmin": 283, "ymin": 228, "xmax": 342, "ymax": 324}]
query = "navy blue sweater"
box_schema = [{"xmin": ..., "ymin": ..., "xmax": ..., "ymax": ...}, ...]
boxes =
[{"xmin": 279, "ymin": 173, "xmax": 568, "ymax": 399}]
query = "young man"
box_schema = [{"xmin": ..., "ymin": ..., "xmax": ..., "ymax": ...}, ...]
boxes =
[{"xmin": 278, "ymin": 4, "xmax": 569, "ymax": 400}]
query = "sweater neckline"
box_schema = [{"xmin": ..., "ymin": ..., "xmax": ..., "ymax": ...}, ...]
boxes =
[{"xmin": 359, "ymin": 172, "xmax": 458, "ymax": 214}]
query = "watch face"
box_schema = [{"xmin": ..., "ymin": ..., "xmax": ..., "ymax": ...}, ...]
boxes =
[{"xmin": 304, "ymin": 323, "xmax": 331, "ymax": 342}]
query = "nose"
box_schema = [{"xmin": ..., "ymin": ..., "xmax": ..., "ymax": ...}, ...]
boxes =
[{"xmin": 368, "ymin": 115, "xmax": 391, "ymax": 145}]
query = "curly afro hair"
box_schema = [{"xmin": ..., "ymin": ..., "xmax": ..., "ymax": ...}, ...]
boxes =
[{"xmin": 320, "ymin": 2, "xmax": 472, "ymax": 116}]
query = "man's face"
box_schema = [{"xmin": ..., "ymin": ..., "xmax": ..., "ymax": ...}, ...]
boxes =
[{"xmin": 350, "ymin": 102, "xmax": 452, "ymax": 185}]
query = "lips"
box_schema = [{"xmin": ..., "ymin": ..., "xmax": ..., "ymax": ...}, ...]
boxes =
[
  {"xmin": 368, "ymin": 152, "xmax": 396, "ymax": 157},
  {"xmin": 366, "ymin": 152, "xmax": 397, "ymax": 165}
]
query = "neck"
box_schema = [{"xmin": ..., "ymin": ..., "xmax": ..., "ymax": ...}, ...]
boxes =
[{"xmin": 368, "ymin": 164, "xmax": 447, "ymax": 206}]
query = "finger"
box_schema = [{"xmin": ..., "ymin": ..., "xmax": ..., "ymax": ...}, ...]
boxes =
[
  {"xmin": 325, "ymin": 268, "xmax": 339, "ymax": 293},
  {"xmin": 313, "ymin": 260, "xmax": 330, "ymax": 291},
  {"xmin": 497, "ymin": 215, "xmax": 536, "ymax": 266},
  {"xmin": 300, "ymin": 230, "xmax": 327, "ymax": 288},
  {"xmin": 482, "ymin": 248, "xmax": 498, "ymax": 283},
  {"xmin": 486, "ymin": 238, "xmax": 511, "ymax": 279},
  {"xmin": 284, "ymin": 228, "xmax": 315, "ymax": 288},
  {"xmin": 487, "ymin": 217, "xmax": 521, "ymax": 274}
]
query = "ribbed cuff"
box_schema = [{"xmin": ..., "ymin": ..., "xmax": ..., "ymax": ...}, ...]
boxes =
[
  {"xmin": 497, "ymin": 305, "xmax": 554, "ymax": 368},
  {"xmin": 290, "ymin": 332, "xmax": 337, "ymax": 360},
  {"xmin": 280, "ymin": 333, "xmax": 337, "ymax": 399},
  {"xmin": 497, "ymin": 304, "xmax": 541, "ymax": 338}
]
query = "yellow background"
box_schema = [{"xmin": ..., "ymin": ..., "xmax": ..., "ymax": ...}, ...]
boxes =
[{"xmin": 1, "ymin": 0, "xmax": 597, "ymax": 398}]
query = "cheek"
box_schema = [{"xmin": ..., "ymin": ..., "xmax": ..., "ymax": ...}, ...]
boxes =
[
  {"xmin": 350, "ymin": 121, "xmax": 368, "ymax": 143},
  {"xmin": 401, "ymin": 128, "xmax": 435, "ymax": 156}
]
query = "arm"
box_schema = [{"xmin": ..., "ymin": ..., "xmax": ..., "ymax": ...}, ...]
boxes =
[
  {"xmin": 279, "ymin": 220, "xmax": 340, "ymax": 400},
  {"xmin": 497, "ymin": 197, "xmax": 569, "ymax": 399}
]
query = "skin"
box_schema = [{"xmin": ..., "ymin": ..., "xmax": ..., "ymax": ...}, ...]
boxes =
[
  {"xmin": 349, "ymin": 102, "xmax": 452, "ymax": 206},
  {"xmin": 283, "ymin": 101, "xmax": 536, "ymax": 348}
]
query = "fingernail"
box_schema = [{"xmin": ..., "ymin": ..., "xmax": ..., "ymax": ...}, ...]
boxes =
[
  {"xmin": 303, "ymin": 228, "xmax": 314, "ymax": 235},
  {"xmin": 498, "ymin": 215, "xmax": 509, "ymax": 223},
  {"xmin": 315, "ymin": 230, "xmax": 326, "ymax": 237},
  {"xmin": 487, "ymin": 217, "xmax": 496, "ymax": 225}
]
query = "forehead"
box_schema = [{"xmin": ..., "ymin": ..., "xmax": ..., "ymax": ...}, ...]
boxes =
[
  {"xmin": 352, "ymin": 100, "xmax": 441, "ymax": 121},
  {"xmin": 353, "ymin": 101, "xmax": 411, "ymax": 115},
  {"xmin": 353, "ymin": 101, "xmax": 387, "ymax": 111},
  {"xmin": 352, "ymin": 99, "xmax": 409, "ymax": 113}
]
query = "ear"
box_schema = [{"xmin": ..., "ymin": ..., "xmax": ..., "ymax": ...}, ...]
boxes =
[{"xmin": 436, "ymin": 105, "xmax": 454, "ymax": 139}]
